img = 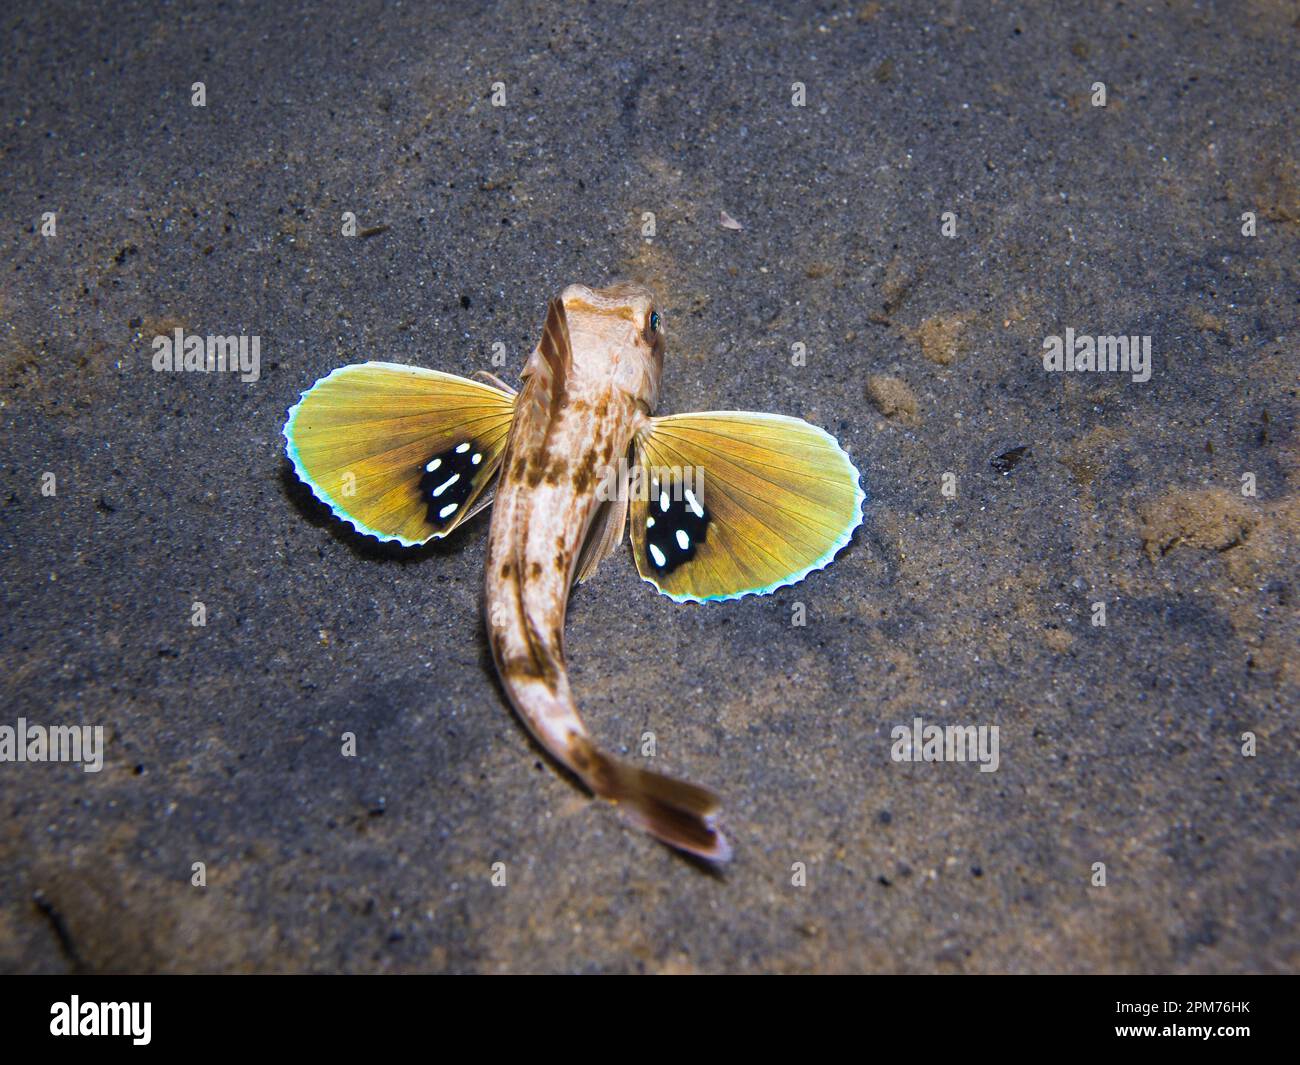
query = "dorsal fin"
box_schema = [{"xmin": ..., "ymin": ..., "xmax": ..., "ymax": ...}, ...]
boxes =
[
  {"xmin": 520, "ymin": 297, "xmax": 571, "ymax": 422},
  {"xmin": 540, "ymin": 296, "xmax": 572, "ymax": 384}
]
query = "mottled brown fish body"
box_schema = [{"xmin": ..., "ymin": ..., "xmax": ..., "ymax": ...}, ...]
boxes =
[{"xmin": 483, "ymin": 283, "xmax": 730, "ymax": 861}]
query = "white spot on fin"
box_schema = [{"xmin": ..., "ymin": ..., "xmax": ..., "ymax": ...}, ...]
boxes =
[
  {"xmin": 439, "ymin": 502, "xmax": 458, "ymax": 520},
  {"xmin": 433, "ymin": 473, "xmax": 460, "ymax": 497},
  {"xmin": 649, "ymin": 544, "xmax": 667, "ymax": 568},
  {"xmin": 676, "ymin": 529, "xmax": 690, "ymax": 551}
]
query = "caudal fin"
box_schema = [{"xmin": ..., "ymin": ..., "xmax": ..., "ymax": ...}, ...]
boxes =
[{"xmin": 579, "ymin": 740, "xmax": 732, "ymax": 862}]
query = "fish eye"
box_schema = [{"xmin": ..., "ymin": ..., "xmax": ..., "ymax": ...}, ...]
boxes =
[{"xmin": 649, "ymin": 311, "xmax": 661, "ymax": 334}]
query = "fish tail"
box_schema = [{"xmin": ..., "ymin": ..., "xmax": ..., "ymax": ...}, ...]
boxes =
[{"xmin": 572, "ymin": 735, "xmax": 732, "ymax": 863}]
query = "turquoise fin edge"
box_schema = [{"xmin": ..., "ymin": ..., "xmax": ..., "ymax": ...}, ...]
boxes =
[{"xmin": 282, "ymin": 362, "xmax": 439, "ymax": 548}]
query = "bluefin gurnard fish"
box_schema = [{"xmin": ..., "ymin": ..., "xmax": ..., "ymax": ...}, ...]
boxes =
[{"xmin": 283, "ymin": 282, "xmax": 864, "ymax": 862}]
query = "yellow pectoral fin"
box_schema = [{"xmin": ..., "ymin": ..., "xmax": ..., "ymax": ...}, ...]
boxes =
[
  {"xmin": 630, "ymin": 411, "xmax": 865, "ymax": 602},
  {"xmin": 283, "ymin": 361, "xmax": 515, "ymax": 545}
]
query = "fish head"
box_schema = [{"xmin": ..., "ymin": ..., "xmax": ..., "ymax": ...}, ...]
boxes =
[{"xmin": 559, "ymin": 281, "xmax": 664, "ymax": 412}]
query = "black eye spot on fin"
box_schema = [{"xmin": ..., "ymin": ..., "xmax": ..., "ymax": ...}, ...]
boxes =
[
  {"xmin": 419, "ymin": 440, "xmax": 484, "ymax": 528},
  {"xmin": 644, "ymin": 475, "xmax": 710, "ymax": 575}
]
